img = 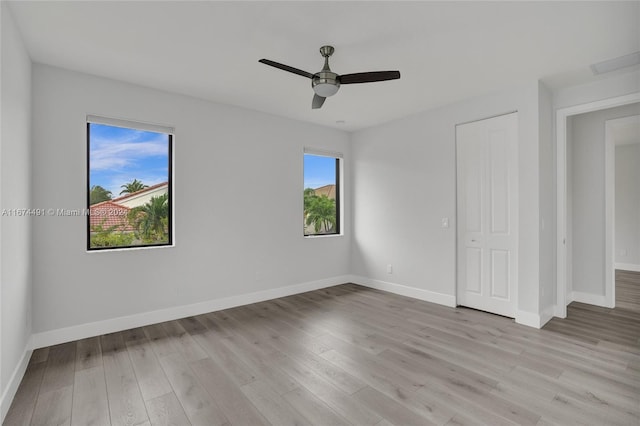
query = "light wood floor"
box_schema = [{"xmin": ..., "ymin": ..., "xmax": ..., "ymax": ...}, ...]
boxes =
[
  {"xmin": 4, "ymin": 283, "xmax": 639, "ymax": 426},
  {"xmin": 616, "ymin": 269, "xmax": 640, "ymax": 312}
]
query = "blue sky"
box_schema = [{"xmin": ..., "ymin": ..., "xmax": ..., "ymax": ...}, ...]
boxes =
[
  {"xmin": 89, "ymin": 123, "xmax": 169, "ymax": 197},
  {"xmin": 304, "ymin": 154, "xmax": 336, "ymax": 189}
]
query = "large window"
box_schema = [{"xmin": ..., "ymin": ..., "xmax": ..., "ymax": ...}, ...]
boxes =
[
  {"xmin": 303, "ymin": 151, "xmax": 341, "ymax": 236},
  {"xmin": 87, "ymin": 116, "xmax": 173, "ymax": 250}
]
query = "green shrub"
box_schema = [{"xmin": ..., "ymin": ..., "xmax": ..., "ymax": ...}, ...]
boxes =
[{"xmin": 90, "ymin": 232, "xmax": 135, "ymax": 248}]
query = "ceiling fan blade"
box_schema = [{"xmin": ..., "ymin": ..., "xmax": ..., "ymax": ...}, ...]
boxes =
[
  {"xmin": 258, "ymin": 59, "xmax": 314, "ymax": 79},
  {"xmin": 339, "ymin": 71, "xmax": 401, "ymax": 84},
  {"xmin": 312, "ymin": 94, "xmax": 326, "ymax": 109}
]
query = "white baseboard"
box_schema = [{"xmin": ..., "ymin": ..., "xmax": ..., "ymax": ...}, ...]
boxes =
[
  {"xmin": 515, "ymin": 310, "xmax": 541, "ymax": 328},
  {"xmin": 570, "ymin": 291, "xmax": 609, "ymax": 307},
  {"xmin": 615, "ymin": 263, "xmax": 640, "ymax": 273},
  {"xmin": 553, "ymin": 304, "xmax": 567, "ymax": 319},
  {"xmin": 539, "ymin": 305, "xmax": 555, "ymax": 327},
  {"xmin": 515, "ymin": 305, "xmax": 557, "ymax": 329},
  {"xmin": 349, "ymin": 275, "xmax": 457, "ymax": 307},
  {"xmin": 30, "ymin": 275, "xmax": 351, "ymax": 349},
  {"xmin": 0, "ymin": 344, "xmax": 32, "ymax": 423}
]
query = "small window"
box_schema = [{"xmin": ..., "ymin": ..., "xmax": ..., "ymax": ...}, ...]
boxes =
[
  {"xmin": 87, "ymin": 117, "xmax": 173, "ymax": 250},
  {"xmin": 303, "ymin": 151, "xmax": 341, "ymax": 236}
]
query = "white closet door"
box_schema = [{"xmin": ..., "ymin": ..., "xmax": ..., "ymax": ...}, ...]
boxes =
[{"xmin": 456, "ymin": 112, "xmax": 518, "ymax": 318}]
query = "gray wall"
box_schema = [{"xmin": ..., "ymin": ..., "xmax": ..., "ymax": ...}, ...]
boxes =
[
  {"xmin": 569, "ymin": 103, "xmax": 640, "ymax": 296},
  {"xmin": 31, "ymin": 64, "xmax": 352, "ymax": 333},
  {"xmin": 351, "ymin": 81, "xmax": 546, "ymax": 319},
  {"xmin": 538, "ymin": 82, "xmax": 556, "ymax": 312},
  {"xmin": 615, "ymin": 143, "xmax": 640, "ymax": 267},
  {"xmin": 0, "ymin": 2, "xmax": 32, "ymax": 416}
]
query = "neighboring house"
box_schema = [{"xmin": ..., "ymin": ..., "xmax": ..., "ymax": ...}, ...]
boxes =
[
  {"xmin": 112, "ymin": 181, "xmax": 168, "ymax": 209},
  {"xmin": 313, "ymin": 184, "xmax": 335, "ymax": 199},
  {"xmin": 89, "ymin": 182, "xmax": 168, "ymax": 232}
]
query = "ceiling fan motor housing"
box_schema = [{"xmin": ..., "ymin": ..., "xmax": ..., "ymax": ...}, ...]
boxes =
[
  {"xmin": 312, "ymin": 45, "xmax": 340, "ymax": 97},
  {"xmin": 312, "ymin": 71, "xmax": 340, "ymax": 97}
]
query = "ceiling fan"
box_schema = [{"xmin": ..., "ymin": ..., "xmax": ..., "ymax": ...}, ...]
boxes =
[{"xmin": 259, "ymin": 45, "xmax": 401, "ymax": 109}]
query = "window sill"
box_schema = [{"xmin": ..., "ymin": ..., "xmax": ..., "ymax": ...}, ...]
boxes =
[
  {"xmin": 86, "ymin": 243, "xmax": 175, "ymax": 253},
  {"xmin": 304, "ymin": 233, "xmax": 343, "ymax": 239}
]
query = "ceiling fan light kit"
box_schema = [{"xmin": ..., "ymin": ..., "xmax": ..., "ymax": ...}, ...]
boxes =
[{"xmin": 259, "ymin": 45, "xmax": 401, "ymax": 109}]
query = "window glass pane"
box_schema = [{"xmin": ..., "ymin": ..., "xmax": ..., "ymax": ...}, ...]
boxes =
[
  {"xmin": 88, "ymin": 122, "xmax": 172, "ymax": 250},
  {"xmin": 304, "ymin": 153, "xmax": 339, "ymax": 236}
]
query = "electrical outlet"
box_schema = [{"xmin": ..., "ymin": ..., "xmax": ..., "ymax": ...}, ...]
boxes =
[
  {"xmin": 387, "ymin": 264, "xmax": 393, "ymax": 274},
  {"xmin": 441, "ymin": 217, "xmax": 449, "ymax": 228}
]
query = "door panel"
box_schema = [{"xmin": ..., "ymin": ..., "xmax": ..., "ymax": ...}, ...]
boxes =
[
  {"xmin": 456, "ymin": 112, "xmax": 518, "ymax": 318},
  {"xmin": 489, "ymin": 129, "xmax": 510, "ymax": 234},
  {"xmin": 490, "ymin": 249, "xmax": 510, "ymax": 299},
  {"xmin": 466, "ymin": 247, "xmax": 482, "ymax": 294}
]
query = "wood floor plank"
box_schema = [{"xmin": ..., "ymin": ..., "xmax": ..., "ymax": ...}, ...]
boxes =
[
  {"xmin": 30, "ymin": 347, "xmax": 50, "ymax": 364},
  {"xmin": 270, "ymin": 354, "xmax": 381, "ymax": 425},
  {"xmin": 4, "ymin": 361, "xmax": 46, "ymax": 426},
  {"xmin": 71, "ymin": 366, "xmax": 110, "ymax": 426},
  {"xmin": 39, "ymin": 342, "xmax": 77, "ymax": 395},
  {"xmin": 158, "ymin": 353, "xmax": 227, "ymax": 426},
  {"xmin": 190, "ymin": 357, "xmax": 270, "ymax": 426},
  {"xmin": 320, "ymin": 347, "xmax": 424, "ymax": 394},
  {"xmin": 282, "ymin": 386, "xmax": 352, "ymax": 426},
  {"xmin": 240, "ymin": 380, "xmax": 310, "ymax": 426},
  {"xmin": 142, "ymin": 323, "xmax": 179, "ymax": 358},
  {"xmin": 75, "ymin": 337, "xmax": 102, "ymax": 371},
  {"xmin": 145, "ymin": 392, "xmax": 191, "ymax": 426},
  {"xmin": 30, "ymin": 386, "xmax": 73, "ymax": 426},
  {"xmin": 190, "ymin": 312, "xmax": 235, "ymax": 338},
  {"xmin": 159, "ymin": 321, "xmax": 208, "ymax": 362},
  {"xmin": 101, "ymin": 333, "xmax": 149, "ymax": 426},
  {"xmin": 191, "ymin": 331, "xmax": 256, "ymax": 386},
  {"xmin": 353, "ymin": 385, "xmax": 436, "ymax": 426},
  {"xmin": 177, "ymin": 316, "xmax": 209, "ymax": 335},
  {"xmin": 124, "ymin": 335, "xmax": 173, "ymax": 401},
  {"xmin": 218, "ymin": 333, "xmax": 299, "ymax": 395}
]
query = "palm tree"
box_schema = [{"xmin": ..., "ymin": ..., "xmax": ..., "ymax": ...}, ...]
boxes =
[
  {"xmin": 128, "ymin": 194, "xmax": 169, "ymax": 241},
  {"xmin": 120, "ymin": 179, "xmax": 148, "ymax": 195},
  {"xmin": 89, "ymin": 185, "xmax": 113, "ymax": 205},
  {"xmin": 305, "ymin": 195, "xmax": 336, "ymax": 233},
  {"xmin": 303, "ymin": 187, "xmax": 316, "ymax": 214}
]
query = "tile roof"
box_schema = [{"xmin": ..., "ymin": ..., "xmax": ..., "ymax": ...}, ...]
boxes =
[
  {"xmin": 89, "ymin": 201, "xmax": 134, "ymax": 231},
  {"xmin": 314, "ymin": 184, "xmax": 336, "ymax": 199}
]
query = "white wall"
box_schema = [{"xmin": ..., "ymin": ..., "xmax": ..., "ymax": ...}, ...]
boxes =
[
  {"xmin": 351, "ymin": 81, "xmax": 545, "ymax": 323},
  {"xmin": 31, "ymin": 64, "xmax": 351, "ymax": 336},
  {"xmin": 538, "ymin": 82, "xmax": 556, "ymax": 316},
  {"xmin": 615, "ymin": 143, "xmax": 640, "ymax": 267},
  {"xmin": 0, "ymin": 2, "xmax": 33, "ymax": 419},
  {"xmin": 568, "ymin": 103, "xmax": 640, "ymax": 296}
]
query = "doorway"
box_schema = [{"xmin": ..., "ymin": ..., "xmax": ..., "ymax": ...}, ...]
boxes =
[
  {"xmin": 556, "ymin": 94, "xmax": 640, "ymax": 317},
  {"xmin": 609, "ymin": 115, "xmax": 640, "ymax": 311}
]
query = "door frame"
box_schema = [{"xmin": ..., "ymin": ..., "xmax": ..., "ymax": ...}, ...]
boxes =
[{"xmin": 556, "ymin": 93, "xmax": 640, "ymax": 318}]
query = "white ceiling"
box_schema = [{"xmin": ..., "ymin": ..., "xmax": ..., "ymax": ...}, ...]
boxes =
[{"xmin": 8, "ymin": 1, "xmax": 640, "ymax": 131}]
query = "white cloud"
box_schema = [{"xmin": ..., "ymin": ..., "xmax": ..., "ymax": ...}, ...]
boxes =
[{"xmin": 90, "ymin": 140, "xmax": 167, "ymax": 171}]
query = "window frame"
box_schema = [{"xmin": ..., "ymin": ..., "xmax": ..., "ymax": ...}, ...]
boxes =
[
  {"xmin": 303, "ymin": 148, "xmax": 343, "ymax": 238},
  {"xmin": 86, "ymin": 116, "xmax": 174, "ymax": 252}
]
